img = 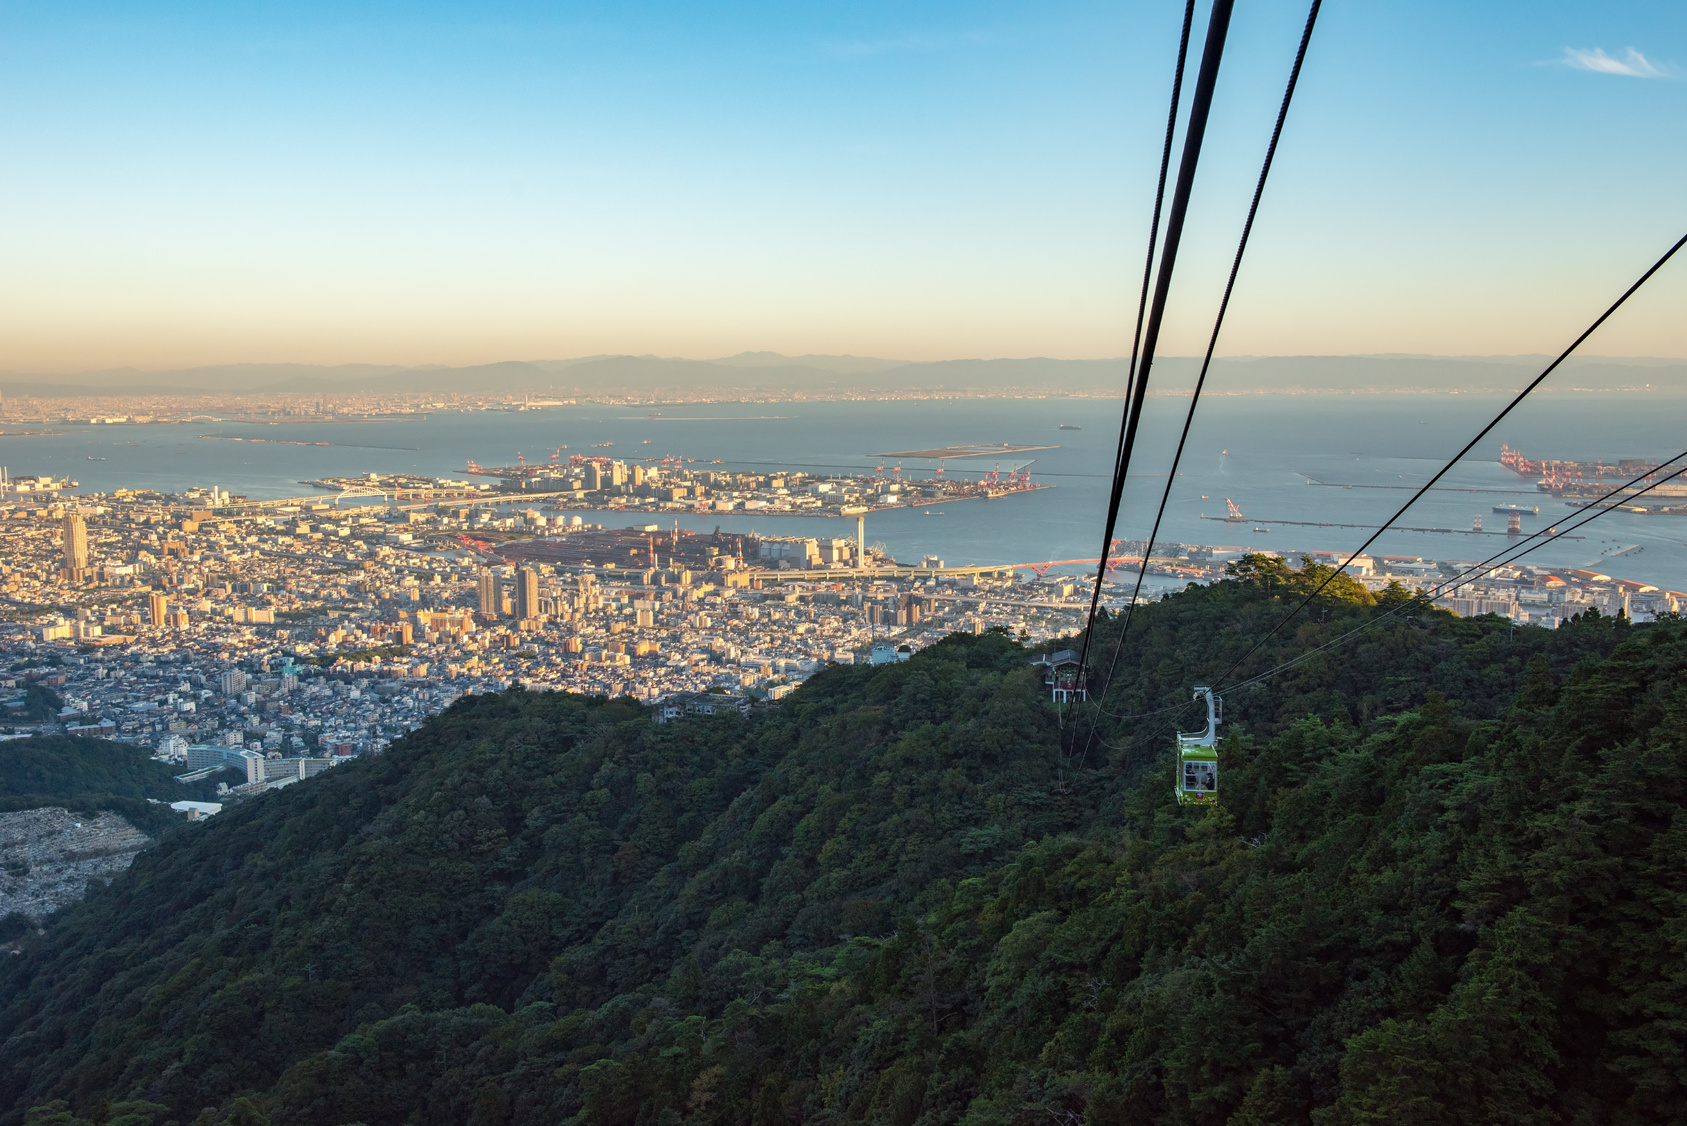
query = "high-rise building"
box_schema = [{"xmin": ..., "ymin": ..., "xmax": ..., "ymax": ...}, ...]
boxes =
[
  {"xmin": 148, "ymin": 592, "xmax": 169, "ymax": 626},
  {"xmin": 610, "ymin": 461, "xmax": 627, "ymax": 488},
  {"xmin": 631, "ymin": 464, "xmax": 645, "ymax": 487},
  {"xmin": 61, "ymin": 511, "xmax": 88, "ymax": 579},
  {"xmin": 219, "ymin": 669, "xmax": 247, "ymax": 696},
  {"xmin": 516, "ymin": 567, "xmax": 540, "ymax": 621},
  {"xmin": 477, "ymin": 569, "xmax": 499, "ymax": 617},
  {"xmin": 586, "ymin": 463, "xmax": 604, "ymax": 491}
]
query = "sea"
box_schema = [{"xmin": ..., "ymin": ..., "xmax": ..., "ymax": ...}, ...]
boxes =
[{"xmin": 6, "ymin": 392, "xmax": 1685, "ymax": 595}]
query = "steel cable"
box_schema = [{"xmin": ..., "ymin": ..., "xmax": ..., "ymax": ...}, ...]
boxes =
[
  {"xmin": 1075, "ymin": 0, "xmax": 1236, "ymax": 684},
  {"xmin": 1216, "ymin": 453, "xmax": 1687, "ymax": 696},
  {"xmin": 1056, "ymin": 0, "xmax": 1194, "ymax": 734},
  {"xmin": 1081, "ymin": 0, "xmax": 1323, "ymax": 753},
  {"xmin": 1208, "ymin": 229, "xmax": 1687, "ymax": 691},
  {"xmin": 1081, "ymin": 453, "xmax": 1687, "ymax": 763}
]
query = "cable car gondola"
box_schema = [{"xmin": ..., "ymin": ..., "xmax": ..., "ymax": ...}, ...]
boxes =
[{"xmin": 1175, "ymin": 687, "xmax": 1221, "ymax": 806}]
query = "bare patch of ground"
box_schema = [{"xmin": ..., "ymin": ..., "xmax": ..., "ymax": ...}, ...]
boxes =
[{"xmin": 0, "ymin": 808, "xmax": 153, "ymax": 921}]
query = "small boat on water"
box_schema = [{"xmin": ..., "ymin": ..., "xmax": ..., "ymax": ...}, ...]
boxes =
[{"xmin": 1059, "ymin": 424, "xmax": 1082, "ymax": 431}]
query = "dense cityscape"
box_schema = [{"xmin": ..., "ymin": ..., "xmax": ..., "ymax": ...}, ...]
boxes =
[
  {"xmin": 0, "ymin": 470, "xmax": 1094, "ymax": 800},
  {"xmin": 3, "ymin": 451, "xmax": 1679, "ymax": 810}
]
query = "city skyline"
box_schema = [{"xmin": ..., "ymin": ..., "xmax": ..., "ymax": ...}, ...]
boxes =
[{"xmin": 2, "ymin": 1, "xmax": 1684, "ymax": 373}]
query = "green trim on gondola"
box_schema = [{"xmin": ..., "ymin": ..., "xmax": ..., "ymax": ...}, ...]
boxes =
[
  {"xmin": 1176, "ymin": 744, "xmax": 1218, "ymax": 805},
  {"xmin": 1174, "ymin": 687, "xmax": 1221, "ymax": 807}
]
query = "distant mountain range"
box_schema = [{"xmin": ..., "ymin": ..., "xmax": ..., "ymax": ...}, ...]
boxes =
[{"xmin": 2, "ymin": 352, "xmax": 1683, "ymax": 398}]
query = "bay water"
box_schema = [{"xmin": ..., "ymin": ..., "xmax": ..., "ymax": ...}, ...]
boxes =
[{"xmin": 5, "ymin": 392, "xmax": 1684, "ymax": 594}]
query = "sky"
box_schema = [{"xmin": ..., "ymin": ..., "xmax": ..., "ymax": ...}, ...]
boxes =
[{"xmin": 1, "ymin": 0, "xmax": 1684, "ymax": 373}]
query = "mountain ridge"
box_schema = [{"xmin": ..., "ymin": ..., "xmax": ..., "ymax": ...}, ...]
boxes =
[{"xmin": 4, "ymin": 354, "xmax": 1685, "ymax": 398}]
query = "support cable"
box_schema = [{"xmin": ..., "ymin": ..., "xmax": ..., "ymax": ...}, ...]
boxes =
[
  {"xmin": 1057, "ymin": 0, "xmax": 1194, "ymax": 732},
  {"xmin": 1208, "ymin": 229, "xmax": 1687, "ymax": 690},
  {"xmin": 1086, "ymin": 452, "xmax": 1687, "ymax": 763},
  {"xmin": 1066, "ymin": 0, "xmax": 1201, "ymax": 705},
  {"xmin": 1076, "ymin": 0, "xmax": 1236, "ymax": 682},
  {"xmin": 1085, "ymin": 0, "xmax": 1322, "ymax": 737},
  {"xmin": 1219, "ymin": 452, "xmax": 1687, "ymax": 695},
  {"xmin": 1110, "ymin": 0, "xmax": 1199, "ymax": 494}
]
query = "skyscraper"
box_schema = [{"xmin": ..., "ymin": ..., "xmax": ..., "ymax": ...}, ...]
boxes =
[
  {"xmin": 478, "ymin": 569, "xmax": 499, "ymax": 617},
  {"xmin": 61, "ymin": 511, "xmax": 88, "ymax": 579},
  {"xmin": 516, "ymin": 567, "xmax": 539, "ymax": 621},
  {"xmin": 148, "ymin": 592, "xmax": 169, "ymax": 626}
]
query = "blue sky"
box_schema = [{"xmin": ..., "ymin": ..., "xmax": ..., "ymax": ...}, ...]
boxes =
[{"xmin": 1, "ymin": 1, "xmax": 1683, "ymax": 370}]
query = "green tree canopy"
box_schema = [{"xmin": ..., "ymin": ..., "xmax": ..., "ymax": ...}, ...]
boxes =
[{"xmin": 1, "ymin": 568, "xmax": 1678, "ymax": 1125}]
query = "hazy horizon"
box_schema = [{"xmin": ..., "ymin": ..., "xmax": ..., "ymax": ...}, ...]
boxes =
[
  {"xmin": 12, "ymin": 349, "xmax": 1687, "ymax": 377},
  {"xmin": 7, "ymin": 350, "xmax": 1687, "ymax": 401}
]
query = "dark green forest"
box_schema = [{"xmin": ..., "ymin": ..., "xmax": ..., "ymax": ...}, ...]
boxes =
[
  {"xmin": 12, "ymin": 682, "xmax": 65, "ymax": 723},
  {"xmin": 0, "ymin": 735, "xmax": 227, "ymax": 835},
  {"xmin": 3, "ymin": 562, "xmax": 1684, "ymax": 1125}
]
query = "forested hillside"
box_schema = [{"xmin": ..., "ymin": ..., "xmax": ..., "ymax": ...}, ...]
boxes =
[
  {"xmin": 0, "ymin": 735, "xmax": 227, "ymax": 834},
  {"xmin": 2, "ymin": 563, "xmax": 1682, "ymax": 1125}
]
